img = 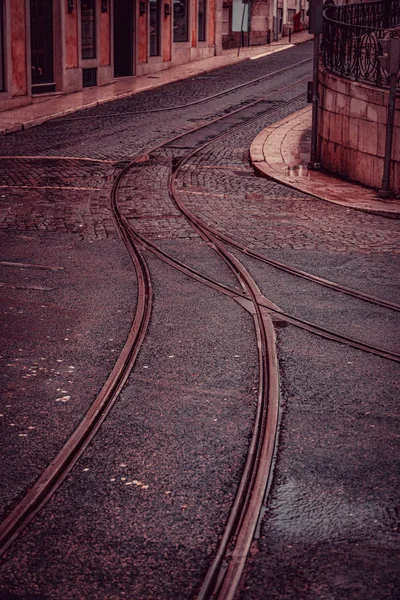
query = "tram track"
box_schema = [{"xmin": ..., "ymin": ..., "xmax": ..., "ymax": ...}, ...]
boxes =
[
  {"xmin": 129, "ymin": 226, "xmax": 400, "ymax": 364},
  {"xmin": 114, "ymin": 80, "xmax": 400, "ymax": 597},
  {"xmin": 51, "ymin": 58, "xmax": 312, "ymax": 123},
  {"xmin": 0, "ymin": 158, "xmax": 153, "ymax": 558},
  {"xmin": 0, "ymin": 57, "xmax": 397, "ymax": 600},
  {"xmin": 117, "ymin": 79, "xmax": 400, "ymax": 596},
  {"xmin": 0, "ymin": 66, "xmax": 309, "ymax": 562},
  {"xmin": 163, "ymin": 103, "xmax": 400, "ymax": 597}
]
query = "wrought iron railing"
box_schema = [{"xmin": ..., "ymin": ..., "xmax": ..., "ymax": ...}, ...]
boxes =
[
  {"xmin": 330, "ymin": 0, "xmax": 400, "ymax": 30},
  {"xmin": 322, "ymin": 1, "xmax": 400, "ymax": 88}
]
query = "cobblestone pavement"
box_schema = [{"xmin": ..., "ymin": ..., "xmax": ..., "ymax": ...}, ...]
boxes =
[
  {"xmin": 117, "ymin": 151, "xmax": 197, "ymax": 241},
  {"xmin": 0, "ymin": 43, "xmax": 313, "ymax": 160},
  {"xmin": 0, "ymin": 44, "xmax": 312, "ymax": 241},
  {"xmin": 0, "ymin": 158, "xmax": 116, "ymax": 239},
  {"xmin": 178, "ymin": 118, "xmax": 400, "ymax": 255}
]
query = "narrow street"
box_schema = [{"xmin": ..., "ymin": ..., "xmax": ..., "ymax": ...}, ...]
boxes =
[{"xmin": 0, "ymin": 40, "xmax": 399, "ymax": 599}]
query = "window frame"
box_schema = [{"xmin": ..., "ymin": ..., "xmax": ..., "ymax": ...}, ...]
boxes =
[
  {"xmin": 287, "ymin": 9, "xmax": 295, "ymax": 24},
  {"xmin": 222, "ymin": 7, "xmax": 229, "ymax": 36},
  {"xmin": 149, "ymin": 0, "xmax": 162, "ymax": 56},
  {"xmin": 198, "ymin": 0, "xmax": 207, "ymax": 42},
  {"xmin": 81, "ymin": 0, "xmax": 96, "ymax": 60},
  {"xmin": 173, "ymin": 0, "xmax": 189, "ymax": 43}
]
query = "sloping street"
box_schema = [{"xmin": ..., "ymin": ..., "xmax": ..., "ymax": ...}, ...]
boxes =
[{"xmin": 0, "ymin": 39, "xmax": 399, "ymax": 599}]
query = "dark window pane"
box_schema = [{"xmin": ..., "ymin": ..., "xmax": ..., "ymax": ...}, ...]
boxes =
[
  {"xmin": 150, "ymin": 0, "xmax": 161, "ymax": 56},
  {"xmin": 173, "ymin": 0, "xmax": 188, "ymax": 42},
  {"xmin": 30, "ymin": 0, "xmax": 54, "ymax": 85},
  {"xmin": 222, "ymin": 7, "xmax": 229, "ymax": 35},
  {"xmin": 198, "ymin": 0, "xmax": 206, "ymax": 41},
  {"xmin": 81, "ymin": 0, "xmax": 96, "ymax": 59}
]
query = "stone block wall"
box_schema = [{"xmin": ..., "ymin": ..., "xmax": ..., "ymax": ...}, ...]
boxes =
[{"xmin": 318, "ymin": 68, "xmax": 400, "ymax": 193}]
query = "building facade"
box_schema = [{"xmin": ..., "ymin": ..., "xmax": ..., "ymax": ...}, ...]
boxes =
[
  {"xmin": 0, "ymin": 0, "xmax": 223, "ymax": 112},
  {"xmin": 222, "ymin": 0, "xmax": 307, "ymax": 49}
]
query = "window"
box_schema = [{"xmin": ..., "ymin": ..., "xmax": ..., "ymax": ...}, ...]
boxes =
[
  {"xmin": 287, "ymin": 9, "xmax": 295, "ymax": 24},
  {"xmin": 198, "ymin": 0, "xmax": 206, "ymax": 42},
  {"xmin": 222, "ymin": 7, "xmax": 229, "ymax": 35},
  {"xmin": 0, "ymin": 0, "xmax": 5, "ymax": 91},
  {"xmin": 81, "ymin": 0, "xmax": 96, "ymax": 59},
  {"xmin": 173, "ymin": 0, "xmax": 188, "ymax": 42},
  {"xmin": 150, "ymin": 0, "xmax": 161, "ymax": 56}
]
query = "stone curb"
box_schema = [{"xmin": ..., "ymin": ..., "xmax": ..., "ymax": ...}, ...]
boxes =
[{"xmin": 250, "ymin": 108, "xmax": 400, "ymax": 219}]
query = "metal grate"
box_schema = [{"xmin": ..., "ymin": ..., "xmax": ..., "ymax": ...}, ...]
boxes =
[{"xmin": 82, "ymin": 67, "xmax": 97, "ymax": 88}]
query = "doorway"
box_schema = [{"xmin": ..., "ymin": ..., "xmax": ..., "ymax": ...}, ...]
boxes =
[
  {"xmin": 30, "ymin": 0, "xmax": 55, "ymax": 93},
  {"xmin": 149, "ymin": 0, "xmax": 161, "ymax": 56},
  {"xmin": 114, "ymin": 0, "xmax": 135, "ymax": 77}
]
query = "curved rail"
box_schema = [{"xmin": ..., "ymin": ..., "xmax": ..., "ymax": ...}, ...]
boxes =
[
  {"xmin": 202, "ymin": 227, "xmax": 400, "ymax": 313},
  {"xmin": 161, "ymin": 85, "xmax": 400, "ymax": 596},
  {"xmin": 168, "ymin": 166, "xmax": 280, "ymax": 600},
  {"xmin": 0, "ymin": 75, "xmax": 310, "ymax": 560},
  {"xmin": 0, "ymin": 164, "xmax": 153, "ymax": 558},
  {"xmin": 128, "ymin": 225, "xmax": 400, "ymax": 363}
]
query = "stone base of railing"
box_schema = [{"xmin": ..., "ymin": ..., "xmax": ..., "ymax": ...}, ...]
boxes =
[{"xmin": 318, "ymin": 67, "xmax": 400, "ymax": 194}]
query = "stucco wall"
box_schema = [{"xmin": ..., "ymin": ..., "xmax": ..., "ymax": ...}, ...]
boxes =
[
  {"xmin": 11, "ymin": 0, "xmax": 27, "ymax": 96},
  {"xmin": 319, "ymin": 68, "xmax": 400, "ymax": 193},
  {"xmin": 138, "ymin": 9, "xmax": 147, "ymax": 64},
  {"xmin": 65, "ymin": 2, "xmax": 79, "ymax": 69},
  {"xmin": 100, "ymin": 9, "xmax": 111, "ymax": 66},
  {"xmin": 162, "ymin": 7, "xmax": 172, "ymax": 62}
]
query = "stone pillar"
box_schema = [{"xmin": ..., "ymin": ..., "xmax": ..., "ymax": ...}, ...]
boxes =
[
  {"xmin": 214, "ymin": 0, "xmax": 223, "ymax": 55},
  {"xmin": 282, "ymin": 0, "xmax": 288, "ymax": 25},
  {"xmin": 249, "ymin": 0, "xmax": 271, "ymax": 46},
  {"xmin": 10, "ymin": 0, "xmax": 28, "ymax": 97}
]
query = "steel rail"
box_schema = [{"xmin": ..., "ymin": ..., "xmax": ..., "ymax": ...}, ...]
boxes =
[
  {"xmin": 166, "ymin": 127, "xmax": 400, "ymax": 313},
  {"xmin": 124, "ymin": 221, "xmax": 244, "ymax": 300},
  {"xmin": 1, "ymin": 66, "xmax": 395, "ymax": 576},
  {"xmin": 239, "ymin": 245, "xmax": 400, "ymax": 312},
  {"xmin": 161, "ymin": 85, "xmax": 400, "ymax": 597},
  {"xmin": 261, "ymin": 302, "xmax": 400, "ymax": 363},
  {"xmin": 197, "ymin": 238, "xmax": 279, "ymax": 600},
  {"xmin": 0, "ymin": 82, "xmax": 315, "ymax": 560},
  {"xmin": 167, "ymin": 167, "xmax": 280, "ymax": 600},
  {"xmin": 51, "ymin": 58, "xmax": 312, "ymax": 123},
  {"xmin": 0, "ymin": 164, "xmax": 153, "ymax": 558},
  {"xmin": 187, "ymin": 222, "xmax": 400, "ymax": 313},
  {"xmin": 128, "ymin": 224, "xmax": 400, "ymax": 363}
]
